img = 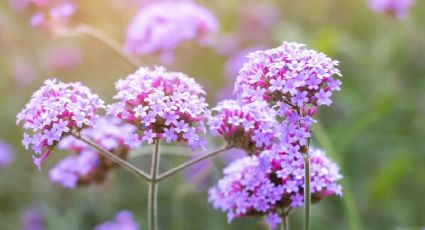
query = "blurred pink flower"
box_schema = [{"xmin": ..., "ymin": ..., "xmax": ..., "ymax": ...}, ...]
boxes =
[
  {"xmin": 12, "ymin": 58, "xmax": 36, "ymax": 87},
  {"xmin": 215, "ymin": 85, "xmax": 233, "ymax": 102},
  {"xmin": 8, "ymin": 0, "xmax": 31, "ymax": 12},
  {"xmin": 42, "ymin": 45, "xmax": 83, "ymax": 70},
  {"xmin": 368, "ymin": 0, "xmax": 415, "ymax": 19},
  {"xmin": 214, "ymin": 3, "xmax": 279, "ymax": 56},
  {"xmin": 124, "ymin": 1, "xmax": 219, "ymax": 63},
  {"xmin": 29, "ymin": 1, "xmax": 76, "ymax": 30},
  {"xmin": 0, "ymin": 140, "xmax": 15, "ymax": 168},
  {"xmin": 21, "ymin": 205, "xmax": 46, "ymax": 230},
  {"xmin": 95, "ymin": 211, "xmax": 139, "ymax": 230},
  {"xmin": 224, "ymin": 46, "xmax": 269, "ymax": 81}
]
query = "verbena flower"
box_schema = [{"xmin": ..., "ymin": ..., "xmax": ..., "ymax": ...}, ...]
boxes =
[
  {"xmin": 29, "ymin": 1, "xmax": 76, "ymax": 30},
  {"xmin": 49, "ymin": 117, "xmax": 137, "ymax": 188},
  {"xmin": 208, "ymin": 100, "xmax": 278, "ymax": 155},
  {"xmin": 43, "ymin": 45, "xmax": 82, "ymax": 71},
  {"xmin": 224, "ymin": 46, "xmax": 269, "ymax": 81},
  {"xmin": 108, "ymin": 66, "xmax": 209, "ymax": 150},
  {"xmin": 234, "ymin": 41, "xmax": 342, "ymax": 114},
  {"xmin": 124, "ymin": 1, "xmax": 219, "ymax": 63},
  {"xmin": 208, "ymin": 147, "xmax": 342, "ymax": 229},
  {"xmin": 0, "ymin": 140, "xmax": 15, "ymax": 168},
  {"xmin": 368, "ymin": 0, "xmax": 415, "ymax": 19},
  {"xmin": 95, "ymin": 210, "xmax": 139, "ymax": 230},
  {"xmin": 21, "ymin": 205, "xmax": 46, "ymax": 230},
  {"xmin": 16, "ymin": 79, "xmax": 105, "ymax": 170}
]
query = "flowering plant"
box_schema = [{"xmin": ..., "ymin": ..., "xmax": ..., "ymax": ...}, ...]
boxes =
[{"xmin": 15, "ymin": 2, "xmax": 344, "ymax": 230}]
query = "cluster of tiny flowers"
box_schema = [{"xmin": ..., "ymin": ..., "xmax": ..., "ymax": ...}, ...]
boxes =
[
  {"xmin": 208, "ymin": 100, "xmax": 279, "ymax": 155},
  {"xmin": 108, "ymin": 66, "xmax": 209, "ymax": 150},
  {"xmin": 208, "ymin": 147, "xmax": 342, "ymax": 229},
  {"xmin": 274, "ymin": 105, "xmax": 316, "ymax": 160},
  {"xmin": 50, "ymin": 117, "xmax": 137, "ymax": 188},
  {"xmin": 95, "ymin": 210, "xmax": 139, "ymax": 230},
  {"xmin": 234, "ymin": 41, "xmax": 342, "ymax": 114},
  {"xmin": 368, "ymin": 0, "xmax": 415, "ymax": 19},
  {"xmin": 29, "ymin": 0, "xmax": 76, "ymax": 30},
  {"xmin": 124, "ymin": 1, "xmax": 219, "ymax": 62},
  {"xmin": 0, "ymin": 140, "xmax": 15, "ymax": 168},
  {"xmin": 16, "ymin": 79, "xmax": 105, "ymax": 170}
]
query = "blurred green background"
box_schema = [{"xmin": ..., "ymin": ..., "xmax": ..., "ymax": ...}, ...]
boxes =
[{"xmin": 1, "ymin": 0, "xmax": 425, "ymax": 229}]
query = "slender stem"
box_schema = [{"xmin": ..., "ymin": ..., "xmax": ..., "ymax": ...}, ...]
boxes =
[
  {"xmin": 313, "ymin": 123, "xmax": 362, "ymax": 230},
  {"xmin": 303, "ymin": 153, "xmax": 311, "ymax": 230},
  {"xmin": 71, "ymin": 133, "xmax": 151, "ymax": 181},
  {"xmin": 156, "ymin": 145, "xmax": 232, "ymax": 182},
  {"xmin": 281, "ymin": 215, "xmax": 288, "ymax": 230},
  {"xmin": 54, "ymin": 24, "xmax": 140, "ymax": 69},
  {"xmin": 148, "ymin": 140, "xmax": 160, "ymax": 230}
]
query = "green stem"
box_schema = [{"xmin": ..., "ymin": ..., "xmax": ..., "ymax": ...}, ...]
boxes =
[
  {"xmin": 313, "ymin": 123, "xmax": 362, "ymax": 230},
  {"xmin": 156, "ymin": 145, "xmax": 232, "ymax": 182},
  {"xmin": 148, "ymin": 140, "xmax": 160, "ymax": 230},
  {"xmin": 281, "ymin": 215, "xmax": 288, "ymax": 230},
  {"xmin": 71, "ymin": 133, "xmax": 151, "ymax": 181},
  {"xmin": 304, "ymin": 154, "xmax": 311, "ymax": 230}
]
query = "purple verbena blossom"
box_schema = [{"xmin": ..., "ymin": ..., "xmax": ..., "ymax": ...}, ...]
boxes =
[
  {"xmin": 108, "ymin": 66, "xmax": 209, "ymax": 150},
  {"xmin": 0, "ymin": 140, "xmax": 15, "ymax": 168},
  {"xmin": 208, "ymin": 147, "xmax": 342, "ymax": 229},
  {"xmin": 124, "ymin": 1, "xmax": 219, "ymax": 63},
  {"xmin": 29, "ymin": 1, "xmax": 76, "ymax": 30},
  {"xmin": 17, "ymin": 79, "xmax": 105, "ymax": 170},
  {"xmin": 95, "ymin": 210, "xmax": 139, "ymax": 230},
  {"xmin": 21, "ymin": 205, "xmax": 46, "ymax": 230},
  {"xmin": 234, "ymin": 41, "xmax": 342, "ymax": 115},
  {"xmin": 368, "ymin": 0, "xmax": 415, "ymax": 19},
  {"xmin": 208, "ymin": 100, "xmax": 279, "ymax": 155},
  {"xmin": 49, "ymin": 117, "xmax": 137, "ymax": 188},
  {"xmin": 42, "ymin": 45, "xmax": 83, "ymax": 70}
]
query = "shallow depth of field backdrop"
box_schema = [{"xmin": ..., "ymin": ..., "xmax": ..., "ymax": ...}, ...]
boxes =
[{"xmin": 1, "ymin": 0, "xmax": 425, "ymax": 229}]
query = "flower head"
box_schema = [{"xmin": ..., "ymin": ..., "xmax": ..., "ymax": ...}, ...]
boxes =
[
  {"xmin": 49, "ymin": 117, "xmax": 137, "ymax": 188},
  {"xmin": 368, "ymin": 0, "xmax": 415, "ymax": 19},
  {"xmin": 108, "ymin": 66, "xmax": 209, "ymax": 150},
  {"xmin": 208, "ymin": 147, "xmax": 342, "ymax": 229},
  {"xmin": 124, "ymin": 1, "xmax": 219, "ymax": 63},
  {"xmin": 234, "ymin": 41, "xmax": 342, "ymax": 115},
  {"xmin": 95, "ymin": 210, "xmax": 139, "ymax": 230},
  {"xmin": 17, "ymin": 79, "xmax": 105, "ymax": 170},
  {"xmin": 209, "ymin": 100, "xmax": 278, "ymax": 155},
  {"xmin": 0, "ymin": 140, "xmax": 15, "ymax": 168}
]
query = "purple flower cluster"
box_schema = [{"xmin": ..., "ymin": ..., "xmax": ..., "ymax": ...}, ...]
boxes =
[
  {"xmin": 124, "ymin": 1, "xmax": 219, "ymax": 63},
  {"xmin": 208, "ymin": 100, "xmax": 278, "ymax": 155},
  {"xmin": 0, "ymin": 140, "xmax": 15, "ymax": 168},
  {"xmin": 368, "ymin": 0, "xmax": 415, "ymax": 19},
  {"xmin": 208, "ymin": 147, "xmax": 342, "ymax": 229},
  {"xmin": 29, "ymin": 0, "xmax": 76, "ymax": 30},
  {"xmin": 95, "ymin": 210, "xmax": 139, "ymax": 230},
  {"xmin": 108, "ymin": 66, "xmax": 209, "ymax": 150},
  {"xmin": 21, "ymin": 205, "xmax": 46, "ymax": 230},
  {"xmin": 50, "ymin": 117, "xmax": 137, "ymax": 188},
  {"xmin": 16, "ymin": 79, "xmax": 105, "ymax": 170},
  {"xmin": 210, "ymin": 41, "xmax": 343, "ymax": 227},
  {"xmin": 234, "ymin": 41, "xmax": 341, "ymax": 111}
]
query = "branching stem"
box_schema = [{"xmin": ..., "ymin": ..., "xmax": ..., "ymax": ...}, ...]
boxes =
[
  {"xmin": 71, "ymin": 133, "xmax": 151, "ymax": 181},
  {"xmin": 156, "ymin": 145, "xmax": 233, "ymax": 182}
]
